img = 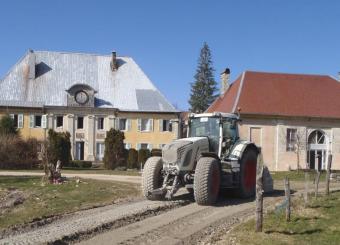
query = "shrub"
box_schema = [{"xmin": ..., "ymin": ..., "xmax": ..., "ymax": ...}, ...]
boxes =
[
  {"xmin": 138, "ymin": 149, "xmax": 151, "ymax": 168},
  {"xmin": 127, "ymin": 149, "xmax": 138, "ymax": 169},
  {"xmin": 46, "ymin": 129, "xmax": 71, "ymax": 167},
  {"xmin": 0, "ymin": 135, "xmax": 39, "ymax": 169},
  {"xmin": 69, "ymin": 160, "xmax": 92, "ymax": 168},
  {"xmin": 0, "ymin": 114, "xmax": 18, "ymax": 136},
  {"xmin": 103, "ymin": 129, "xmax": 125, "ymax": 170},
  {"xmin": 151, "ymin": 148, "xmax": 162, "ymax": 156}
]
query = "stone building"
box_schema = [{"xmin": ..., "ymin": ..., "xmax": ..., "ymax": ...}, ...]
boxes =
[
  {"xmin": 0, "ymin": 50, "xmax": 179, "ymax": 161},
  {"xmin": 207, "ymin": 70, "xmax": 340, "ymax": 171}
]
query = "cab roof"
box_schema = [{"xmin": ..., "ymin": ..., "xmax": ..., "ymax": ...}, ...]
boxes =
[{"xmin": 189, "ymin": 112, "xmax": 239, "ymax": 119}]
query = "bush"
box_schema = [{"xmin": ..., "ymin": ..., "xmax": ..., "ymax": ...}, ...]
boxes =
[
  {"xmin": 151, "ymin": 148, "xmax": 162, "ymax": 156},
  {"xmin": 138, "ymin": 149, "xmax": 151, "ymax": 168},
  {"xmin": 127, "ymin": 149, "xmax": 138, "ymax": 169},
  {"xmin": 103, "ymin": 129, "xmax": 125, "ymax": 170},
  {"xmin": 0, "ymin": 135, "xmax": 39, "ymax": 169},
  {"xmin": 69, "ymin": 160, "xmax": 92, "ymax": 168},
  {"xmin": 46, "ymin": 129, "xmax": 72, "ymax": 167},
  {"xmin": 0, "ymin": 114, "xmax": 18, "ymax": 136}
]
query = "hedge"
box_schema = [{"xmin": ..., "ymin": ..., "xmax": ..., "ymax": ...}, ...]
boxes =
[{"xmin": 69, "ymin": 160, "xmax": 92, "ymax": 168}]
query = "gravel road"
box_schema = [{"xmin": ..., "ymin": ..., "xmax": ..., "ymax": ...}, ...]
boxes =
[
  {"xmin": 0, "ymin": 197, "xmax": 190, "ymax": 245},
  {"xmin": 0, "ymin": 171, "xmax": 141, "ymax": 184}
]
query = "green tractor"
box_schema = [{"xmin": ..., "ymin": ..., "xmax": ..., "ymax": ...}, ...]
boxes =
[{"xmin": 142, "ymin": 112, "xmax": 272, "ymax": 205}]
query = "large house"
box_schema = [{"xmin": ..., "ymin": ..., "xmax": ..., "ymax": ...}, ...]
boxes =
[
  {"xmin": 207, "ymin": 70, "xmax": 340, "ymax": 171},
  {"xmin": 0, "ymin": 50, "xmax": 179, "ymax": 161}
]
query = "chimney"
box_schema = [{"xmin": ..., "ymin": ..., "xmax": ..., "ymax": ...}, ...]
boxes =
[
  {"xmin": 220, "ymin": 68, "xmax": 230, "ymax": 95},
  {"xmin": 110, "ymin": 51, "xmax": 118, "ymax": 71},
  {"xmin": 28, "ymin": 49, "xmax": 36, "ymax": 79}
]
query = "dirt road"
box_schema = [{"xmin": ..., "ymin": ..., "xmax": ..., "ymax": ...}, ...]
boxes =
[{"xmin": 0, "ymin": 171, "xmax": 141, "ymax": 184}]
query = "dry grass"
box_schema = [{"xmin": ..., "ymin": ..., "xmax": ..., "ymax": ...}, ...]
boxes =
[{"xmin": 0, "ymin": 176, "xmax": 141, "ymax": 229}]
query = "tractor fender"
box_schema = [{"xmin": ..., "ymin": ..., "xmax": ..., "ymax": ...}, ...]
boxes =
[{"xmin": 229, "ymin": 141, "xmax": 259, "ymax": 160}]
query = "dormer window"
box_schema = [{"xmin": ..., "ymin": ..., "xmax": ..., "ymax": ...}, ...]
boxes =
[
  {"xmin": 75, "ymin": 90, "xmax": 89, "ymax": 105},
  {"xmin": 66, "ymin": 84, "xmax": 97, "ymax": 107}
]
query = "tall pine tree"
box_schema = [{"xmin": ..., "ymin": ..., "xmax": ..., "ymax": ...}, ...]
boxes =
[{"xmin": 189, "ymin": 42, "xmax": 217, "ymax": 113}]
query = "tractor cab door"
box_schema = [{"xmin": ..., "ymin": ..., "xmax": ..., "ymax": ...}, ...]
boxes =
[{"xmin": 221, "ymin": 119, "xmax": 239, "ymax": 153}]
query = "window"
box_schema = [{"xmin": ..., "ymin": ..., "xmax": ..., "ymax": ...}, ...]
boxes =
[
  {"xmin": 137, "ymin": 143, "xmax": 152, "ymax": 150},
  {"xmin": 34, "ymin": 115, "xmax": 42, "ymax": 127},
  {"xmin": 56, "ymin": 116, "xmax": 63, "ymax": 128},
  {"xmin": 10, "ymin": 114, "xmax": 24, "ymax": 128},
  {"xmin": 29, "ymin": 115, "xmax": 47, "ymax": 128},
  {"xmin": 159, "ymin": 144, "xmax": 166, "ymax": 149},
  {"xmin": 138, "ymin": 119, "xmax": 153, "ymax": 132},
  {"xmin": 124, "ymin": 143, "xmax": 131, "ymax": 150},
  {"xmin": 286, "ymin": 128, "xmax": 297, "ymax": 152},
  {"xmin": 96, "ymin": 142, "xmax": 105, "ymax": 161},
  {"xmin": 98, "ymin": 117, "xmax": 104, "ymax": 130},
  {"xmin": 77, "ymin": 116, "xmax": 84, "ymax": 129},
  {"xmin": 159, "ymin": 119, "xmax": 172, "ymax": 132},
  {"xmin": 118, "ymin": 118, "xmax": 130, "ymax": 131}
]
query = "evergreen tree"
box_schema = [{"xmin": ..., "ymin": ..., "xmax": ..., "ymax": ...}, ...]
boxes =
[
  {"xmin": 189, "ymin": 42, "xmax": 217, "ymax": 113},
  {"xmin": 0, "ymin": 115, "xmax": 18, "ymax": 135},
  {"xmin": 103, "ymin": 129, "xmax": 125, "ymax": 170}
]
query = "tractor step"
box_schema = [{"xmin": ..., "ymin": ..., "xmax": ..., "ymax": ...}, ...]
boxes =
[{"xmin": 151, "ymin": 187, "xmax": 167, "ymax": 196}]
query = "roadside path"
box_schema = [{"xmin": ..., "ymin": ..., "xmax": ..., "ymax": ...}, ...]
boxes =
[{"xmin": 0, "ymin": 171, "xmax": 141, "ymax": 184}]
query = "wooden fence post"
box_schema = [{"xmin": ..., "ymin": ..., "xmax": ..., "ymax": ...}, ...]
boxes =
[
  {"xmin": 255, "ymin": 151, "xmax": 264, "ymax": 232},
  {"xmin": 314, "ymin": 170, "xmax": 321, "ymax": 199},
  {"xmin": 326, "ymin": 154, "xmax": 332, "ymax": 196},
  {"xmin": 284, "ymin": 177, "xmax": 291, "ymax": 222},
  {"xmin": 304, "ymin": 171, "xmax": 309, "ymax": 207}
]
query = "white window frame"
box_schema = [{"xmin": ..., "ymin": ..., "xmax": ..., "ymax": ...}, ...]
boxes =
[
  {"xmin": 124, "ymin": 143, "xmax": 131, "ymax": 150},
  {"xmin": 286, "ymin": 128, "xmax": 297, "ymax": 152},
  {"xmin": 138, "ymin": 118, "xmax": 153, "ymax": 132},
  {"xmin": 30, "ymin": 114, "xmax": 46, "ymax": 128},
  {"xmin": 159, "ymin": 119, "xmax": 172, "ymax": 132},
  {"xmin": 97, "ymin": 117, "xmax": 105, "ymax": 131},
  {"xmin": 116, "ymin": 118, "xmax": 131, "ymax": 131},
  {"xmin": 10, "ymin": 113, "xmax": 24, "ymax": 128}
]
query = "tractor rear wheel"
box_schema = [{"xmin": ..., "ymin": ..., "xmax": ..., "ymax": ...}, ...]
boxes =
[
  {"xmin": 238, "ymin": 147, "xmax": 257, "ymax": 198},
  {"xmin": 194, "ymin": 157, "xmax": 221, "ymax": 205},
  {"xmin": 142, "ymin": 156, "xmax": 165, "ymax": 200}
]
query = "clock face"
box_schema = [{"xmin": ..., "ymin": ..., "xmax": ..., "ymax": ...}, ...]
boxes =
[{"xmin": 75, "ymin": 91, "xmax": 89, "ymax": 105}]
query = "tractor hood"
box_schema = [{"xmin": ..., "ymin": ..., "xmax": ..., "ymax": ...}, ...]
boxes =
[{"xmin": 162, "ymin": 137, "xmax": 208, "ymax": 164}]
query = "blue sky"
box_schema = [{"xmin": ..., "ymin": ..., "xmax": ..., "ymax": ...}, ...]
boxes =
[{"xmin": 1, "ymin": 0, "xmax": 340, "ymax": 110}]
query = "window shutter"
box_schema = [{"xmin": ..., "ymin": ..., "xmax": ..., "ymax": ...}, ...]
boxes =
[
  {"xmin": 127, "ymin": 119, "xmax": 131, "ymax": 131},
  {"xmin": 137, "ymin": 119, "xmax": 141, "ymax": 132},
  {"xmin": 9, "ymin": 114, "xmax": 14, "ymax": 120},
  {"xmin": 29, "ymin": 115, "xmax": 34, "ymax": 128},
  {"xmin": 137, "ymin": 143, "xmax": 141, "ymax": 150},
  {"xmin": 169, "ymin": 121, "xmax": 173, "ymax": 132},
  {"xmin": 127, "ymin": 143, "xmax": 131, "ymax": 150},
  {"xmin": 159, "ymin": 119, "xmax": 163, "ymax": 132},
  {"xmin": 148, "ymin": 144, "xmax": 153, "ymax": 150},
  {"xmin": 42, "ymin": 115, "xmax": 47, "ymax": 129},
  {"xmin": 150, "ymin": 119, "xmax": 153, "ymax": 132},
  {"xmin": 18, "ymin": 114, "xmax": 24, "ymax": 128}
]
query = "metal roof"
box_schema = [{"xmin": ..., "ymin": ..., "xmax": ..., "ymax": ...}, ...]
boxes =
[{"xmin": 0, "ymin": 50, "xmax": 177, "ymax": 112}]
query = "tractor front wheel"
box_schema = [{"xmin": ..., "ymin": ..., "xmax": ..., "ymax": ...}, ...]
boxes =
[
  {"xmin": 142, "ymin": 157, "xmax": 165, "ymax": 200},
  {"xmin": 194, "ymin": 157, "xmax": 221, "ymax": 205}
]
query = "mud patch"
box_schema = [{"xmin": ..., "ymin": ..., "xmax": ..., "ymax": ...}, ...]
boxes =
[{"xmin": 0, "ymin": 189, "xmax": 26, "ymax": 214}]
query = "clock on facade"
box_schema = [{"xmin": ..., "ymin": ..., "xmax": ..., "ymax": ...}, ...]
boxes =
[{"xmin": 75, "ymin": 90, "xmax": 89, "ymax": 105}]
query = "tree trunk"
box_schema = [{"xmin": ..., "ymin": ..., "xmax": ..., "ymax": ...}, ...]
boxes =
[
  {"xmin": 304, "ymin": 171, "xmax": 309, "ymax": 207},
  {"xmin": 326, "ymin": 154, "xmax": 332, "ymax": 196},
  {"xmin": 255, "ymin": 151, "xmax": 264, "ymax": 232},
  {"xmin": 314, "ymin": 170, "xmax": 321, "ymax": 199},
  {"xmin": 284, "ymin": 177, "xmax": 291, "ymax": 222}
]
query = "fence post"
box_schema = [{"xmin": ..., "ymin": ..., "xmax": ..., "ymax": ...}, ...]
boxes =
[
  {"xmin": 255, "ymin": 150, "xmax": 264, "ymax": 232},
  {"xmin": 284, "ymin": 177, "xmax": 291, "ymax": 222},
  {"xmin": 314, "ymin": 170, "xmax": 321, "ymax": 199},
  {"xmin": 326, "ymin": 154, "xmax": 332, "ymax": 196},
  {"xmin": 304, "ymin": 171, "xmax": 309, "ymax": 207}
]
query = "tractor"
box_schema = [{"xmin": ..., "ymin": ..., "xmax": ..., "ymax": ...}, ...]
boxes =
[{"xmin": 142, "ymin": 112, "xmax": 272, "ymax": 205}]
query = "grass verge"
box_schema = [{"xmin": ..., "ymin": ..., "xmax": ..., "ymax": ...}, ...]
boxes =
[
  {"xmin": 0, "ymin": 176, "xmax": 140, "ymax": 229},
  {"xmin": 223, "ymin": 191, "xmax": 340, "ymax": 245},
  {"xmin": 0, "ymin": 168, "xmax": 141, "ymax": 176}
]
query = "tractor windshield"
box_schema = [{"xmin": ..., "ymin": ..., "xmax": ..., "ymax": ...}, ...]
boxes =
[{"xmin": 189, "ymin": 117, "xmax": 220, "ymax": 138}]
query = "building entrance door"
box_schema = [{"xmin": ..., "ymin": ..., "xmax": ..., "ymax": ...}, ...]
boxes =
[
  {"xmin": 307, "ymin": 130, "xmax": 328, "ymax": 170},
  {"xmin": 76, "ymin": 142, "xmax": 84, "ymax": 160}
]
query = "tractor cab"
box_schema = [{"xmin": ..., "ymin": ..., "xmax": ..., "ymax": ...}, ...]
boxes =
[{"xmin": 187, "ymin": 112, "xmax": 239, "ymax": 157}]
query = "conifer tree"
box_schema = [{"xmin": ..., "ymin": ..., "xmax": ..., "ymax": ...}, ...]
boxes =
[{"xmin": 189, "ymin": 42, "xmax": 217, "ymax": 113}]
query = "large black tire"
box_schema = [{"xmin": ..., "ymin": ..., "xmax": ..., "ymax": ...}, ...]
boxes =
[
  {"xmin": 194, "ymin": 157, "xmax": 221, "ymax": 205},
  {"xmin": 238, "ymin": 147, "xmax": 258, "ymax": 198},
  {"xmin": 142, "ymin": 157, "xmax": 165, "ymax": 200}
]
